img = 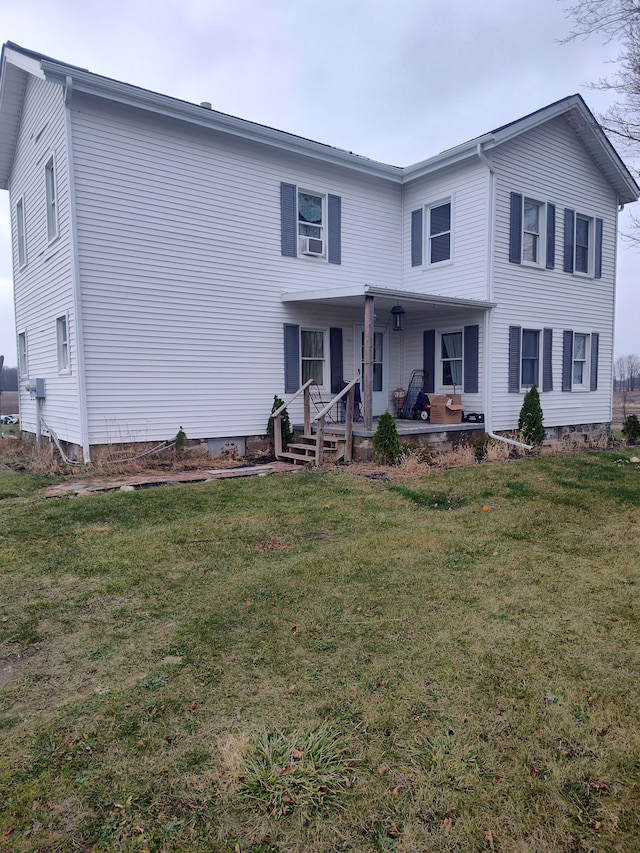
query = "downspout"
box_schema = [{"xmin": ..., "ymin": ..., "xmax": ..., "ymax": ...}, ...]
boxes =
[
  {"xmin": 476, "ymin": 142, "xmax": 533, "ymax": 451},
  {"xmin": 64, "ymin": 75, "xmax": 91, "ymax": 462}
]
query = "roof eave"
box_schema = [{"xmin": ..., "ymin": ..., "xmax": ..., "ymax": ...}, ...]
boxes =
[{"xmin": 40, "ymin": 60, "xmax": 404, "ymax": 183}]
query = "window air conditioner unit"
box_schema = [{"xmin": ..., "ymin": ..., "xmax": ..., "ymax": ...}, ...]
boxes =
[{"xmin": 300, "ymin": 236, "xmax": 324, "ymax": 256}]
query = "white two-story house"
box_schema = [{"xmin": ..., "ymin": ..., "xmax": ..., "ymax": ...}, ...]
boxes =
[{"xmin": 1, "ymin": 42, "xmax": 637, "ymax": 462}]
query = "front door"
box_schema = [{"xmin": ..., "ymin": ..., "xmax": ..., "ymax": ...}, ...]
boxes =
[{"xmin": 357, "ymin": 325, "xmax": 388, "ymax": 417}]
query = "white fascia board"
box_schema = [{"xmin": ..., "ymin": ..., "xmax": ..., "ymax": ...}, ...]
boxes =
[
  {"xmin": 40, "ymin": 61, "xmax": 403, "ymax": 183},
  {"xmin": 282, "ymin": 284, "xmax": 495, "ymax": 310},
  {"xmin": 4, "ymin": 47, "xmax": 46, "ymax": 79},
  {"xmin": 401, "ymin": 135, "xmax": 494, "ymax": 183}
]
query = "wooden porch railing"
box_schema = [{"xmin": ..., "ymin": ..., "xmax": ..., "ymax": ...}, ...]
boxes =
[{"xmin": 271, "ymin": 378, "xmax": 359, "ymax": 465}]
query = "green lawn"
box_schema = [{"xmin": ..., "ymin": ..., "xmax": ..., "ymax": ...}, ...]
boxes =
[{"xmin": 1, "ymin": 452, "xmax": 639, "ymax": 852}]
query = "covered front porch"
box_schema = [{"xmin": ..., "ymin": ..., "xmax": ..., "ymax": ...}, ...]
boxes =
[{"xmin": 281, "ymin": 283, "xmax": 495, "ymax": 430}]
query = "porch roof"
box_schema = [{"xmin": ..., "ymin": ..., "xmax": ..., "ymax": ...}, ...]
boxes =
[{"xmin": 281, "ymin": 284, "xmax": 495, "ymax": 319}]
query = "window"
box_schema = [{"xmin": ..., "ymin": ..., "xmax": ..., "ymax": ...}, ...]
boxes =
[
  {"xmin": 572, "ymin": 333, "xmax": 588, "ymax": 387},
  {"xmin": 18, "ymin": 332, "xmax": 28, "ymax": 378},
  {"xmin": 509, "ymin": 193, "xmax": 555, "ymax": 269},
  {"xmin": 16, "ymin": 198, "xmax": 27, "ymax": 268},
  {"xmin": 428, "ymin": 200, "xmax": 451, "ymax": 264},
  {"xmin": 57, "ymin": 315, "xmax": 69, "ymax": 372},
  {"xmin": 563, "ymin": 209, "xmax": 603, "ymax": 277},
  {"xmin": 521, "ymin": 329, "xmax": 540, "ymax": 387},
  {"xmin": 298, "ymin": 191, "xmax": 324, "ymax": 255},
  {"xmin": 523, "ymin": 200, "xmax": 541, "ymax": 263},
  {"xmin": 440, "ymin": 331, "xmax": 462, "ymax": 387},
  {"xmin": 301, "ymin": 329, "xmax": 325, "ymax": 385},
  {"xmin": 574, "ymin": 215, "xmax": 590, "ymax": 274},
  {"xmin": 45, "ymin": 156, "xmax": 57, "ymax": 241}
]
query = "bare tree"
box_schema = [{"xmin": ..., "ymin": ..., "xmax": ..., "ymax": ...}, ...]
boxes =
[
  {"xmin": 563, "ymin": 1, "xmax": 640, "ymax": 236},
  {"xmin": 614, "ymin": 353, "xmax": 640, "ymax": 417}
]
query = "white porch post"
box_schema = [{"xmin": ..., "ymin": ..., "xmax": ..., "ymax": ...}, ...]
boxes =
[{"xmin": 363, "ymin": 294, "xmax": 374, "ymax": 430}]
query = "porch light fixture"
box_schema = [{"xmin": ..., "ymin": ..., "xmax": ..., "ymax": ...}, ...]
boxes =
[{"xmin": 391, "ymin": 305, "xmax": 406, "ymax": 331}]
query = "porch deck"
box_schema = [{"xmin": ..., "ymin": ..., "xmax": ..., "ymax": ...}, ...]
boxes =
[
  {"xmin": 318, "ymin": 418, "xmax": 485, "ymax": 439},
  {"xmin": 292, "ymin": 416, "xmax": 486, "ymax": 461}
]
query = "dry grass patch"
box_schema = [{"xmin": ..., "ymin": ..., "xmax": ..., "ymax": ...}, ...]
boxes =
[{"xmin": 1, "ymin": 452, "xmax": 639, "ymax": 851}]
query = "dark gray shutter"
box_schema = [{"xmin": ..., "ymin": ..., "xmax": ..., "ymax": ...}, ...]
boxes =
[
  {"xmin": 546, "ymin": 203, "xmax": 555, "ymax": 270},
  {"xmin": 509, "ymin": 192, "xmax": 522, "ymax": 264},
  {"xmin": 463, "ymin": 324, "xmax": 479, "ymax": 394},
  {"xmin": 594, "ymin": 218, "xmax": 603, "ymax": 278},
  {"xmin": 411, "ymin": 209, "xmax": 423, "ymax": 267},
  {"xmin": 329, "ymin": 327, "xmax": 343, "ymax": 393},
  {"xmin": 283, "ymin": 323, "xmax": 300, "ymax": 393},
  {"xmin": 423, "ymin": 329, "xmax": 435, "ymax": 393},
  {"xmin": 508, "ymin": 326, "xmax": 521, "ymax": 392},
  {"xmin": 562, "ymin": 330, "xmax": 573, "ymax": 391},
  {"xmin": 281, "ymin": 183, "xmax": 297, "ymax": 257},
  {"xmin": 328, "ymin": 194, "xmax": 342, "ymax": 265},
  {"xmin": 563, "ymin": 208, "xmax": 575, "ymax": 273},
  {"xmin": 590, "ymin": 332, "xmax": 599, "ymax": 391},
  {"xmin": 542, "ymin": 328, "xmax": 553, "ymax": 392}
]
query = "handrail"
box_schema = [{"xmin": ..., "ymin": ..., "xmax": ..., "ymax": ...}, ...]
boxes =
[
  {"xmin": 312, "ymin": 377, "xmax": 359, "ymax": 422},
  {"xmin": 271, "ymin": 378, "xmax": 315, "ymax": 418}
]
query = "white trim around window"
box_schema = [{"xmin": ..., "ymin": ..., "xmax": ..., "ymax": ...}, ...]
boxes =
[
  {"xmin": 45, "ymin": 154, "xmax": 58, "ymax": 243},
  {"xmin": 16, "ymin": 196, "xmax": 27, "ymax": 268},
  {"xmin": 56, "ymin": 314, "xmax": 70, "ymax": 374},
  {"xmin": 18, "ymin": 331, "xmax": 28, "ymax": 378}
]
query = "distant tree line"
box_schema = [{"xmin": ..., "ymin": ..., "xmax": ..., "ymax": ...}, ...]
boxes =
[
  {"xmin": 615, "ymin": 354, "xmax": 640, "ymax": 391},
  {"xmin": 0, "ymin": 365, "xmax": 18, "ymax": 391}
]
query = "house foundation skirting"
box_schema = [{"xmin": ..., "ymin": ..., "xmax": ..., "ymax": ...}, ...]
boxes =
[{"xmin": 16, "ymin": 422, "xmax": 611, "ymax": 466}]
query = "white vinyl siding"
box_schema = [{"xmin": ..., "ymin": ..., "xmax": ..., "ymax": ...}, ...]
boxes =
[
  {"xmin": 70, "ymin": 92, "xmax": 401, "ymax": 443},
  {"xmin": 9, "ymin": 75, "xmax": 82, "ymax": 444},
  {"xmin": 491, "ymin": 115, "xmax": 617, "ymax": 430},
  {"xmin": 403, "ymin": 165, "xmax": 488, "ymax": 299}
]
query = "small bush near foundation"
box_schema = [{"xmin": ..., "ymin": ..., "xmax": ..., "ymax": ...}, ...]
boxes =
[
  {"xmin": 267, "ymin": 395, "xmax": 293, "ymax": 450},
  {"xmin": 373, "ymin": 410, "xmax": 402, "ymax": 464},
  {"xmin": 622, "ymin": 414, "xmax": 640, "ymax": 444},
  {"xmin": 518, "ymin": 385, "xmax": 545, "ymax": 446},
  {"xmin": 471, "ymin": 435, "xmax": 491, "ymax": 459}
]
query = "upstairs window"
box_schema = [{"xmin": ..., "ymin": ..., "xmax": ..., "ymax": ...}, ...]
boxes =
[
  {"xmin": 298, "ymin": 191, "xmax": 324, "ymax": 256},
  {"xmin": 563, "ymin": 209, "xmax": 603, "ymax": 278},
  {"xmin": 509, "ymin": 192, "xmax": 555, "ymax": 269},
  {"xmin": 16, "ymin": 198, "xmax": 27, "ymax": 268},
  {"xmin": 45, "ymin": 156, "xmax": 58, "ymax": 242},
  {"xmin": 428, "ymin": 200, "xmax": 451, "ymax": 264},
  {"xmin": 280, "ymin": 183, "xmax": 341, "ymax": 263},
  {"xmin": 523, "ymin": 200, "xmax": 541, "ymax": 263},
  {"xmin": 574, "ymin": 215, "xmax": 590, "ymax": 274},
  {"xmin": 57, "ymin": 315, "xmax": 69, "ymax": 373}
]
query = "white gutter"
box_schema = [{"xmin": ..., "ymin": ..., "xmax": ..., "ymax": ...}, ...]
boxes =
[{"xmin": 476, "ymin": 142, "xmax": 533, "ymax": 452}]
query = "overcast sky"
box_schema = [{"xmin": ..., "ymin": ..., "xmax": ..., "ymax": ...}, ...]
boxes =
[{"xmin": 0, "ymin": 0, "xmax": 638, "ymax": 365}]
